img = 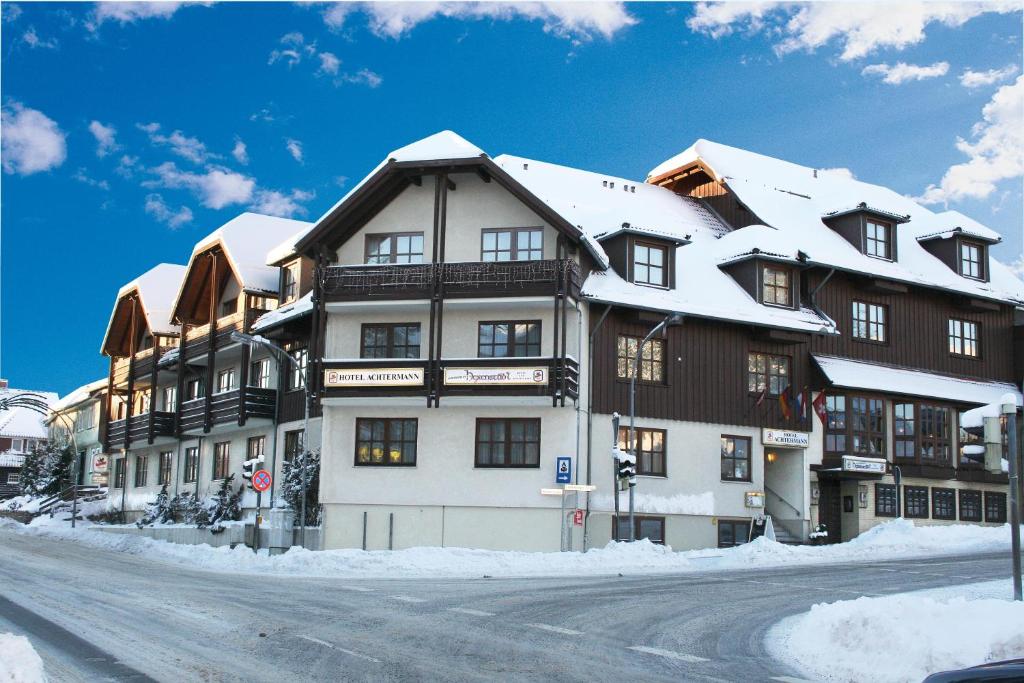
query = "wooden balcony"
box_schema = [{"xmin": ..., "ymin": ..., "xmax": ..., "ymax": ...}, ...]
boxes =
[
  {"xmin": 179, "ymin": 388, "xmax": 277, "ymax": 433},
  {"xmin": 106, "ymin": 410, "xmax": 175, "ymax": 449},
  {"xmin": 322, "ymin": 259, "xmax": 582, "ymax": 302},
  {"xmin": 179, "ymin": 397, "xmax": 206, "ymax": 432}
]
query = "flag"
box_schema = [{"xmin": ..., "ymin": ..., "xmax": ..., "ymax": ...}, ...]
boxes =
[
  {"xmin": 755, "ymin": 386, "xmax": 767, "ymax": 407},
  {"xmin": 779, "ymin": 386, "xmax": 792, "ymax": 420},
  {"xmin": 795, "ymin": 385, "xmax": 808, "ymax": 422},
  {"xmin": 813, "ymin": 391, "xmax": 828, "ymax": 425}
]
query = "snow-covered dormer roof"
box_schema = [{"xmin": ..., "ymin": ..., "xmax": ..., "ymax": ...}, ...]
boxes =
[
  {"xmin": 647, "ymin": 139, "xmax": 1024, "ymax": 306},
  {"xmin": 101, "ymin": 263, "xmax": 187, "ymax": 355}
]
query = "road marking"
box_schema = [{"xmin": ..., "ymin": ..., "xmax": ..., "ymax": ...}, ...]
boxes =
[
  {"xmin": 627, "ymin": 646, "xmax": 709, "ymax": 663},
  {"xmin": 448, "ymin": 607, "xmax": 495, "ymax": 617},
  {"xmin": 526, "ymin": 623, "xmax": 583, "ymax": 636},
  {"xmin": 340, "ymin": 586, "xmax": 375, "ymax": 592},
  {"xmin": 389, "ymin": 595, "xmax": 427, "ymax": 603},
  {"xmin": 297, "ymin": 635, "xmax": 381, "ymax": 663}
]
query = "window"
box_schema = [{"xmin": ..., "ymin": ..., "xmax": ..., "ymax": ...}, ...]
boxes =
[
  {"xmin": 216, "ymin": 368, "xmax": 236, "ymax": 394},
  {"xmin": 355, "ymin": 418, "xmax": 418, "ymax": 466},
  {"xmin": 7, "ymin": 473, "xmax": 19, "ymax": 485},
  {"xmin": 864, "ymin": 219, "xmax": 891, "ymax": 260},
  {"xmin": 185, "ymin": 377, "xmax": 204, "ymax": 401},
  {"xmin": 162, "ymin": 386, "xmax": 177, "ymax": 412},
  {"xmin": 361, "ymin": 324, "xmax": 421, "ymax": 359},
  {"xmin": 134, "ymin": 390, "xmax": 151, "ymax": 415},
  {"xmin": 478, "ymin": 321, "xmax": 541, "ymax": 358},
  {"xmin": 959, "ymin": 490, "xmax": 982, "ymax": 522},
  {"xmin": 894, "ymin": 403, "xmax": 915, "ymax": 459},
  {"xmin": 158, "ymin": 452, "xmax": 173, "ymax": 486},
  {"xmin": 985, "ymin": 491, "xmax": 1007, "ymax": 523},
  {"xmin": 614, "ymin": 516, "xmax": 665, "ymax": 544},
  {"xmin": 475, "ymin": 418, "xmax": 541, "ymax": 468},
  {"xmin": 183, "ymin": 447, "xmax": 199, "ymax": 483},
  {"xmin": 247, "ymin": 435, "xmax": 266, "ymax": 459},
  {"xmin": 824, "ymin": 395, "xmax": 847, "ymax": 454},
  {"xmin": 284, "ymin": 429, "xmax": 304, "ymax": 463},
  {"xmin": 932, "ymin": 488, "xmax": 955, "ymax": 520},
  {"xmin": 747, "ymin": 352, "xmax": 790, "ymax": 396},
  {"xmin": 617, "ymin": 427, "xmax": 667, "ymax": 477},
  {"xmin": 633, "ymin": 242, "xmax": 667, "ymax": 287},
  {"xmin": 850, "ymin": 397, "xmax": 885, "ymax": 456},
  {"xmin": 852, "ymin": 301, "xmax": 887, "ymax": 343},
  {"xmin": 949, "ymin": 319, "xmax": 979, "ymax": 358},
  {"xmin": 762, "ymin": 265, "xmax": 791, "ymax": 307},
  {"xmin": 134, "ymin": 455, "xmax": 148, "ymax": 488},
  {"xmin": 250, "ymin": 295, "xmax": 275, "ymax": 311},
  {"xmin": 213, "ymin": 442, "xmax": 230, "ymax": 480},
  {"xmin": 113, "ymin": 458, "xmax": 125, "ymax": 488},
  {"xmin": 721, "ymin": 435, "xmax": 752, "ymax": 482},
  {"xmin": 616, "ymin": 335, "xmax": 665, "ymax": 382},
  {"xmin": 366, "ymin": 232, "xmax": 424, "ymax": 264},
  {"xmin": 287, "ymin": 347, "xmax": 308, "ymax": 391},
  {"xmin": 904, "ymin": 486, "xmax": 929, "ymax": 519},
  {"xmin": 875, "ymin": 484, "xmax": 898, "ymax": 517},
  {"xmin": 919, "ymin": 404, "xmax": 952, "ymax": 464},
  {"xmin": 960, "ymin": 241, "xmax": 983, "ymax": 280},
  {"xmin": 481, "ymin": 228, "xmax": 543, "ymax": 261},
  {"xmin": 221, "ymin": 298, "xmax": 238, "ymax": 318},
  {"xmin": 282, "ymin": 263, "xmax": 299, "ymax": 302},
  {"xmin": 249, "ymin": 358, "xmax": 271, "ymax": 389},
  {"xmin": 717, "ymin": 519, "xmax": 750, "ymax": 548}
]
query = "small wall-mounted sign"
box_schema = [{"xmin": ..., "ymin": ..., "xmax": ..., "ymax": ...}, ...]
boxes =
[
  {"xmin": 841, "ymin": 455, "xmax": 887, "ymax": 474},
  {"xmin": 443, "ymin": 367, "xmax": 547, "ymax": 386},
  {"xmin": 92, "ymin": 454, "xmax": 109, "ymax": 472},
  {"xmin": 745, "ymin": 491, "xmax": 765, "ymax": 508},
  {"xmin": 323, "ymin": 368, "xmax": 424, "ymax": 387},
  {"xmin": 762, "ymin": 429, "xmax": 810, "ymax": 448}
]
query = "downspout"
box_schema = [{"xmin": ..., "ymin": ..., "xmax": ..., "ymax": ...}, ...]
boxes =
[{"xmin": 583, "ymin": 303, "xmax": 613, "ymax": 551}]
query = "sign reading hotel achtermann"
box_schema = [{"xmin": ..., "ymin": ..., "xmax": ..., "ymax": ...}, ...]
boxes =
[{"xmin": 324, "ymin": 368, "xmax": 425, "ymax": 387}]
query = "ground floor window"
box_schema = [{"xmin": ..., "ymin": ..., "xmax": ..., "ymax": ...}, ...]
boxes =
[
  {"xmin": 614, "ymin": 515, "xmax": 665, "ymax": 544},
  {"xmin": 931, "ymin": 488, "xmax": 955, "ymax": 520},
  {"xmin": 617, "ymin": 426, "xmax": 666, "ymax": 477},
  {"xmin": 904, "ymin": 486, "xmax": 929, "ymax": 519},
  {"xmin": 874, "ymin": 483, "xmax": 898, "ymax": 517},
  {"xmin": 183, "ymin": 447, "xmax": 198, "ymax": 483},
  {"xmin": 247, "ymin": 435, "xmax": 266, "ymax": 459},
  {"xmin": 284, "ymin": 429, "xmax": 304, "ymax": 463},
  {"xmin": 959, "ymin": 490, "xmax": 982, "ymax": 522},
  {"xmin": 113, "ymin": 457, "xmax": 125, "ymax": 488},
  {"xmin": 158, "ymin": 452, "xmax": 173, "ymax": 486},
  {"xmin": 985, "ymin": 491, "xmax": 1007, "ymax": 523},
  {"xmin": 475, "ymin": 418, "xmax": 540, "ymax": 468},
  {"xmin": 355, "ymin": 418, "xmax": 418, "ymax": 466},
  {"xmin": 212, "ymin": 442, "xmax": 230, "ymax": 480},
  {"xmin": 133, "ymin": 455, "xmax": 148, "ymax": 488},
  {"xmin": 720, "ymin": 435, "xmax": 751, "ymax": 482},
  {"xmin": 718, "ymin": 519, "xmax": 749, "ymax": 547}
]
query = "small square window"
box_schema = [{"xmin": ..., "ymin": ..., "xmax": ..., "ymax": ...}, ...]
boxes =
[
  {"xmin": 864, "ymin": 220, "xmax": 892, "ymax": 260},
  {"xmin": 633, "ymin": 242, "xmax": 667, "ymax": 287},
  {"xmin": 761, "ymin": 266, "xmax": 791, "ymax": 307}
]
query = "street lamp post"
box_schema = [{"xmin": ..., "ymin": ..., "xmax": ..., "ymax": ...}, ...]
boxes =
[
  {"xmin": 627, "ymin": 313, "xmax": 683, "ymax": 541},
  {"xmin": 1002, "ymin": 396, "xmax": 1022, "ymax": 601}
]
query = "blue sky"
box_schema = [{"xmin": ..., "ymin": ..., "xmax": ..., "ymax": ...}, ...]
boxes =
[{"xmin": 2, "ymin": 1, "xmax": 1022, "ymax": 396}]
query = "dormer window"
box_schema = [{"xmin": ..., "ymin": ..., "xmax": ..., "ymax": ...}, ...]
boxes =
[
  {"xmin": 864, "ymin": 220, "xmax": 892, "ymax": 260},
  {"xmin": 761, "ymin": 265, "xmax": 791, "ymax": 307},
  {"xmin": 282, "ymin": 263, "xmax": 298, "ymax": 303},
  {"xmin": 633, "ymin": 241, "xmax": 667, "ymax": 287},
  {"xmin": 959, "ymin": 241, "xmax": 984, "ymax": 280}
]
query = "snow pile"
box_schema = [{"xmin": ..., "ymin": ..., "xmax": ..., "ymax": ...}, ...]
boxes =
[
  {"xmin": 6, "ymin": 518, "xmax": 1012, "ymax": 579},
  {"xmin": 0, "ymin": 496, "xmax": 40, "ymax": 514},
  {"xmin": 591, "ymin": 491, "xmax": 714, "ymax": 516},
  {"xmin": 768, "ymin": 581, "xmax": 1024, "ymax": 682},
  {"xmin": 0, "ymin": 633, "xmax": 46, "ymax": 683}
]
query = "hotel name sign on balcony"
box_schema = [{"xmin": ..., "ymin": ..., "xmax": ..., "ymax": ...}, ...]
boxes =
[
  {"xmin": 323, "ymin": 368, "xmax": 425, "ymax": 387},
  {"xmin": 443, "ymin": 367, "xmax": 548, "ymax": 386}
]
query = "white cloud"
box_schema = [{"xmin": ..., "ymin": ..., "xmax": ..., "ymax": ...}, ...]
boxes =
[
  {"xmin": 88, "ymin": 2, "xmax": 208, "ymax": 30},
  {"xmin": 88, "ymin": 120, "xmax": 120, "ymax": 157},
  {"xmin": 1009, "ymin": 256, "xmax": 1024, "ymax": 280},
  {"xmin": 323, "ymin": 2, "xmax": 637, "ymax": 42},
  {"xmin": 268, "ymin": 31, "xmax": 317, "ymax": 68},
  {"xmin": 960, "ymin": 64, "xmax": 1020, "ymax": 89},
  {"xmin": 115, "ymin": 154, "xmax": 139, "ymax": 178},
  {"xmin": 250, "ymin": 188, "xmax": 315, "ymax": 218},
  {"xmin": 22, "ymin": 26, "xmax": 57, "ymax": 49},
  {"xmin": 0, "ymin": 101, "xmax": 67, "ymax": 175},
  {"xmin": 918, "ymin": 75, "xmax": 1024, "ymax": 205},
  {"xmin": 285, "ymin": 138, "xmax": 304, "ymax": 163},
  {"xmin": 818, "ymin": 167, "xmax": 856, "ymax": 180},
  {"xmin": 861, "ymin": 61, "xmax": 949, "ymax": 85},
  {"xmin": 687, "ymin": 2, "xmax": 1019, "ymax": 61},
  {"xmin": 138, "ymin": 123, "xmax": 212, "ymax": 164},
  {"xmin": 318, "ymin": 51, "xmax": 341, "ymax": 75},
  {"xmin": 232, "ymin": 139, "xmax": 249, "ymax": 165},
  {"xmin": 145, "ymin": 161, "xmax": 256, "ymax": 209},
  {"xmin": 144, "ymin": 193, "xmax": 193, "ymax": 228},
  {"xmin": 72, "ymin": 168, "xmax": 110, "ymax": 190},
  {"xmin": 339, "ymin": 68, "xmax": 383, "ymax": 88},
  {"xmin": 3, "ymin": 3, "xmax": 23, "ymax": 23}
]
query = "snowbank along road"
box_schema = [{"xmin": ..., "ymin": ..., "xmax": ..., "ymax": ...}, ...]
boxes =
[{"xmin": 0, "ymin": 528, "xmax": 1013, "ymax": 682}]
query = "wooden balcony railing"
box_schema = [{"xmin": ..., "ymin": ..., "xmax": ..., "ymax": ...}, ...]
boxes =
[
  {"xmin": 106, "ymin": 410, "xmax": 175, "ymax": 449},
  {"xmin": 322, "ymin": 259, "xmax": 581, "ymax": 302},
  {"xmin": 179, "ymin": 397, "xmax": 205, "ymax": 433}
]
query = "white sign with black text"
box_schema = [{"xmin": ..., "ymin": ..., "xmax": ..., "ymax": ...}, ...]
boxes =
[
  {"xmin": 842, "ymin": 455, "xmax": 887, "ymax": 474},
  {"xmin": 323, "ymin": 368, "xmax": 425, "ymax": 387},
  {"xmin": 443, "ymin": 367, "xmax": 548, "ymax": 386},
  {"xmin": 762, "ymin": 429, "xmax": 810, "ymax": 448}
]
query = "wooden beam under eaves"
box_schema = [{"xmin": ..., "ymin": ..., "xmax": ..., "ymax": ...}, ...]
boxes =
[
  {"xmin": 446, "ymin": 178, "xmax": 456, "ymax": 191},
  {"xmin": 475, "ymin": 167, "xmax": 491, "ymax": 184}
]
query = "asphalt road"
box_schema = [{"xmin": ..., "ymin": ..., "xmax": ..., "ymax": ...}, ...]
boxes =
[{"xmin": 0, "ymin": 528, "xmax": 1012, "ymax": 683}]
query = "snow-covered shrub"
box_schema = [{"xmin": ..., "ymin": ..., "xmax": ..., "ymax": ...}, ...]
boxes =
[
  {"xmin": 170, "ymin": 492, "xmax": 209, "ymax": 528},
  {"xmin": 18, "ymin": 443, "xmax": 72, "ymax": 496},
  {"xmin": 280, "ymin": 449, "xmax": 321, "ymax": 526},
  {"xmin": 206, "ymin": 474, "xmax": 242, "ymax": 531},
  {"xmin": 136, "ymin": 485, "xmax": 175, "ymax": 527}
]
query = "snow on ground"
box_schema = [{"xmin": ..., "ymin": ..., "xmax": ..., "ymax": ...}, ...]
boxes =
[
  {"xmin": 2, "ymin": 516, "xmax": 1012, "ymax": 580},
  {"xmin": 0, "ymin": 633, "xmax": 46, "ymax": 683},
  {"xmin": 767, "ymin": 580, "xmax": 1024, "ymax": 683}
]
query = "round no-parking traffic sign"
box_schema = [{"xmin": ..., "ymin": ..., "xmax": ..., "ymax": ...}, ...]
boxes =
[{"xmin": 252, "ymin": 469, "xmax": 272, "ymax": 492}]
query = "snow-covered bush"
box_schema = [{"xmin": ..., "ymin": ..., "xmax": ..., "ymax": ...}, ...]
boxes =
[
  {"xmin": 206, "ymin": 474, "xmax": 242, "ymax": 531},
  {"xmin": 279, "ymin": 449, "xmax": 321, "ymax": 526},
  {"xmin": 136, "ymin": 485, "xmax": 175, "ymax": 527},
  {"xmin": 18, "ymin": 443, "xmax": 72, "ymax": 496},
  {"xmin": 168, "ymin": 492, "xmax": 209, "ymax": 527}
]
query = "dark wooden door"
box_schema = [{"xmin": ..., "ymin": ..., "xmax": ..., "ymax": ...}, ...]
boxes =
[{"xmin": 817, "ymin": 481, "xmax": 842, "ymax": 544}]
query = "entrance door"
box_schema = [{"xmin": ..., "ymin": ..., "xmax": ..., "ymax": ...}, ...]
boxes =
[
  {"xmin": 77, "ymin": 450, "xmax": 87, "ymax": 485},
  {"xmin": 817, "ymin": 480, "xmax": 842, "ymax": 544}
]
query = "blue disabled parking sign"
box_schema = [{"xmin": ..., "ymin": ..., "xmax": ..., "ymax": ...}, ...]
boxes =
[{"xmin": 556, "ymin": 456, "xmax": 571, "ymax": 484}]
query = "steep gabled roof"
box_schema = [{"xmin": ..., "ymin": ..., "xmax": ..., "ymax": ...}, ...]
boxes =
[
  {"xmin": 648, "ymin": 139, "xmax": 1024, "ymax": 305},
  {"xmin": 100, "ymin": 263, "xmax": 186, "ymax": 356},
  {"xmin": 0, "ymin": 387, "xmax": 58, "ymax": 440}
]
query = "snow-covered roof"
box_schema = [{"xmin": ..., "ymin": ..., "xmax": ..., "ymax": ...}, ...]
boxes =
[
  {"xmin": 960, "ymin": 393, "xmax": 1020, "ymax": 429},
  {"xmin": 103, "ymin": 263, "xmax": 187, "ymax": 346},
  {"xmin": 266, "ymin": 224, "xmax": 315, "ymax": 266},
  {"xmin": 916, "ymin": 210, "xmax": 1003, "ymax": 244},
  {"xmin": 812, "ymin": 354, "xmax": 1022, "ymax": 407},
  {"xmin": 251, "ymin": 292, "xmax": 313, "ymax": 333},
  {"xmin": 0, "ymin": 453, "xmax": 25, "ymax": 468},
  {"xmin": 184, "ymin": 213, "xmax": 312, "ymax": 295},
  {"xmin": 49, "ymin": 378, "xmax": 107, "ymax": 414},
  {"xmin": 647, "ymin": 140, "xmax": 1024, "ymax": 306},
  {"xmin": 0, "ymin": 388, "xmax": 58, "ymax": 439}
]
